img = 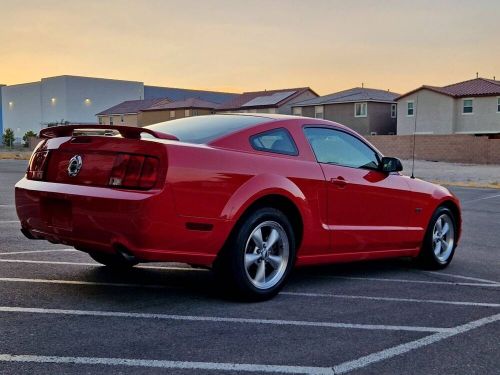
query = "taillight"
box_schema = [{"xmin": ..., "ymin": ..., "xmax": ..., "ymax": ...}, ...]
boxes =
[
  {"xmin": 109, "ymin": 153, "xmax": 159, "ymax": 189},
  {"xmin": 27, "ymin": 150, "xmax": 50, "ymax": 181}
]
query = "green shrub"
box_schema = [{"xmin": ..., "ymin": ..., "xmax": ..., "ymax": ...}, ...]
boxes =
[
  {"xmin": 23, "ymin": 130, "xmax": 37, "ymax": 147},
  {"xmin": 2, "ymin": 128, "xmax": 15, "ymax": 147}
]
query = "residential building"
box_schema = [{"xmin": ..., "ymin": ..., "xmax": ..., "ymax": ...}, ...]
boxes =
[
  {"xmin": 138, "ymin": 98, "xmax": 218, "ymax": 126},
  {"xmin": 216, "ymin": 88, "xmax": 318, "ymax": 115},
  {"xmin": 291, "ymin": 87, "xmax": 399, "ymax": 135},
  {"xmin": 396, "ymin": 78, "xmax": 500, "ymax": 135},
  {"xmin": 145, "ymin": 86, "xmax": 237, "ymax": 104},
  {"xmin": 1, "ymin": 75, "xmax": 144, "ymax": 138},
  {"xmin": 97, "ymin": 98, "xmax": 169, "ymax": 127}
]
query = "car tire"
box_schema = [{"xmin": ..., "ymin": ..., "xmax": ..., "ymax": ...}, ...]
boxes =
[
  {"xmin": 214, "ymin": 207, "xmax": 296, "ymax": 301},
  {"xmin": 88, "ymin": 251, "xmax": 138, "ymax": 269},
  {"xmin": 417, "ymin": 206, "xmax": 457, "ymax": 270}
]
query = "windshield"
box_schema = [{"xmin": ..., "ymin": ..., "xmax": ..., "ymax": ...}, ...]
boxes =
[{"xmin": 145, "ymin": 115, "xmax": 270, "ymax": 144}]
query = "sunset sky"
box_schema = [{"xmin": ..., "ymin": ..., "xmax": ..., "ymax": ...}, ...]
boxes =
[{"xmin": 1, "ymin": 0, "xmax": 499, "ymax": 95}]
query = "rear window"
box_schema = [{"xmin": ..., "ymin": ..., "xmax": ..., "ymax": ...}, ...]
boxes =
[{"xmin": 145, "ymin": 115, "xmax": 269, "ymax": 144}]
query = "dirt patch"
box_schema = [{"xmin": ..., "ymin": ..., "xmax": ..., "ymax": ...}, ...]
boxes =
[{"xmin": 0, "ymin": 151, "xmax": 32, "ymax": 160}]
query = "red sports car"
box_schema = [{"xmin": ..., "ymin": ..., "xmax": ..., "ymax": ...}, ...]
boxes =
[{"xmin": 16, "ymin": 114, "xmax": 461, "ymax": 300}]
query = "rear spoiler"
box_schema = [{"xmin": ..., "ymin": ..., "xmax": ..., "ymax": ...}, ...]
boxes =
[{"xmin": 39, "ymin": 124, "xmax": 179, "ymax": 141}]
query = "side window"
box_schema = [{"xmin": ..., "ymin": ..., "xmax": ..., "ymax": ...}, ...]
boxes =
[
  {"xmin": 250, "ymin": 128, "xmax": 298, "ymax": 156},
  {"xmin": 304, "ymin": 127, "xmax": 380, "ymax": 169}
]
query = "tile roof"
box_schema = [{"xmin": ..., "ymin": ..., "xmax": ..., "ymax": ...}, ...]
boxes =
[
  {"xmin": 96, "ymin": 98, "xmax": 168, "ymax": 116},
  {"xmin": 293, "ymin": 87, "xmax": 399, "ymax": 107},
  {"xmin": 142, "ymin": 97, "xmax": 219, "ymax": 111},
  {"xmin": 397, "ymin": 78, "xmax": 500, "ymax": 100},
  {"xmin": 145, "ymin": 86, "xmax": 238, "ymax": 104},
  {"xmin": 216, "ymin": 87, "xmax": 317, "ymax": 110}
]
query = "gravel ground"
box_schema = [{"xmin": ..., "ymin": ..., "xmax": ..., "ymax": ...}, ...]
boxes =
[{"xmin": 402, "ymin": 160, "xmax": 500, "ymax": 188}]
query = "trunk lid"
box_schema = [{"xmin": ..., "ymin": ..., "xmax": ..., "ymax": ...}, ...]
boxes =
[{"xmin": 32, "ymin": 135, "xmax": 168, "ymax": 190}]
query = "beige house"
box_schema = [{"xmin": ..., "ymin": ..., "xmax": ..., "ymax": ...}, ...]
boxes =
[
  {"xmin": 291, "ymin": 87, "xmax": 399, "ymax": 135},
  {"xmin": 138, "ymin": 98, "xmax": 218, "ymax": 126},
  {"xmin": 397, "ymin": 78, "xmax": 500, "ymax": 135},
  {"xmin": 215, "ymin": 87, "xmax": 318, "ymax": 114},
  {"xmin": 96, "ymin": 99, "xmax": 168, "ymax": 127}
]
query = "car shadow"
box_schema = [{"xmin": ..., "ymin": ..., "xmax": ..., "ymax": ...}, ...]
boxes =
[{"xmin": 74, "ymin": 257, "xmax": 420, "ymax": 303}]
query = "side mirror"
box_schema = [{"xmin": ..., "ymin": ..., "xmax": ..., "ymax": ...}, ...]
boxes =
[{"xmin": 380, "ymin": 157, "xmax": 403, "ymax": 173}]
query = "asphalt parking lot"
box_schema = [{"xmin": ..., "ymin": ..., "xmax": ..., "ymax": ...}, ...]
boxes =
[{"xmin": 0, "ymin": 159, "xmax": 498, "ymax": 375}]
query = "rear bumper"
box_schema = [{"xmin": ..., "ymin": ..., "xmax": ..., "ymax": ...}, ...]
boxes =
[{"xmin": 15, "ymin": 178, "xmax": 231, "ymax": 266}]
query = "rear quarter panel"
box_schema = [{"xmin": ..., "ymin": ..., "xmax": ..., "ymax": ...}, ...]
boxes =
[{"xmin": 165, "ymin": 120, "xmax": 330, "ymax": 256}]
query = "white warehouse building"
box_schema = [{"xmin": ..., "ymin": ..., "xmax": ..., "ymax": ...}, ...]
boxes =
[{"xmin": 1, "ymin": 75, "xmax": 144, "ymax": 139}]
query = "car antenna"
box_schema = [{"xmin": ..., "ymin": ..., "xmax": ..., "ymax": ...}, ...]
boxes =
[{"xmin": 410, "ymin": 94, "xmax": 419, "ymax": 179}]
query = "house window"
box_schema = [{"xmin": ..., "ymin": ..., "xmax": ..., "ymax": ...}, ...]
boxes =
[
  {"xmin": 314, "ymin": 106, "xmax": 324, "ymax": 119},
  {"xmin": 170, "ymin": 110, "xmax": 175, "ymax": 118},
  {"xmin": 391, "ymin": 104, "xmax": 397, "ymax": 118},
  {"xmin": 98, "ymin": 117, "xmax": 103, "ymax": 125},
  {"xmin": 109, "ymin": 116, "xmax": 114, "ymax": 125},
  {"xmin": 497, "ymin": 97, "xmax": 500, "ymax": 112},
  {"xmin": 184, "ymin": 109, "xmax": 190, "ymax": 117},
  {"xmin": 462, "ymin": 99, "xmax": 473, "ymax": 114},
  {"xmin": 354, "ymin": 102, "xmax": 367, "ymax": 117},
  {"xmin": 268, "ymin": 108, "xmax": 277, "ymax": 114},
  {"xmin": 192, "ymin": 109, "xmax": 199, "ymax": 116},
  {"xmin": 407, "ymin": 101, "xmax": 414, "ymax": 116},
  {"xmin": 292, "ymin": 107, "xmax": 302, "ymax": 116}
]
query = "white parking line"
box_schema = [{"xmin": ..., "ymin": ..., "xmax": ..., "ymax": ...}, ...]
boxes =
[
  {"xmin": 0, "ymin": 277, "xmax": 170, "ymax": 289},
  {"xmin": 333, "ymin": 312, "xmax": 500, "ymax": 374},
  {"xmin": 0, "ymin": 306, "xmax": 451, "ymax": 333},
  {"xmin": 423, "ymin": 271, "xmax": 500, "ymax": 285},
  {"xmin": 0, "ymin": 205, "xmax": 14, "ymax": 208},
  {"xmin": 0, "ymin": 354, "xmax": 335, "ymax": 375},
  {"xmin": 1, "ymin": 258, "xmax": 497, "ymax": 287},
  {"xmin": 0, "ymin": 221, "xmax": 20, "ymax": 224},
  {"xmin": 0, "ymin": 249, "xmax": 76, "ymax": 256},
  {"xmin": 2, "ymin": 276, "xmax": 497, "ymax": 308},
  {"xmin": 282, "ymin": 292, "xmax": 500, "ymax": 308},
  {"xmin": 1, "ymin": 312, "xmax": 498, "ymax": 374},
  {"xmin": 0, "ymin": 259, "xmax": 207, "ymax": 271},
  {"xmin": 463, "ymin": 193, "xmax": 500, "ymax": 203},
  {"xmin": 319, "ymin": 275, "xmax": 500, "ymax": 288}
]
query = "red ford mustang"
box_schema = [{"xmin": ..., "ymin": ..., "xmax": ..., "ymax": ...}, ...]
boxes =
[{"xmin": 16, "ymin": 114, "xmax": 461, "ymax": 300}]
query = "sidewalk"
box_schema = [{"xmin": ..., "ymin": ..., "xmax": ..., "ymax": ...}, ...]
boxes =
[{"xmin": 401, "ymin": 160, "xmax": 500, "ymax": 189}]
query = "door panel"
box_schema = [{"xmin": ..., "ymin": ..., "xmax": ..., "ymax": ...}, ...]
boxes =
[
  {"xmin": 304, "ymin": 126, "xmax": 414, "ymax": 253},
  {"xmin": 320, "ymin": 163, "xmax": 414, "ymax": 252}
]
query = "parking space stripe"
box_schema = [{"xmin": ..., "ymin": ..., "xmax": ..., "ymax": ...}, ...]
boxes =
[
  {"xmin": 1, "ymin": 313, "xmax": 498, "ymax": 374},
  {"xmin": 423, "ymin": 271, "xmax": 500, "ymax": 285},
  {"xmin": 1, "ymin": 258, "xmax": 497, "ymax": 287},
  {"xmin": 333, "ymin": 312, "xmax": 500, "ymax": 374},
  {"xmin": 0, "ymin": 277, "xmax": 170, "ymax": 289},
  {"xmin": 0, "ymin": 249, "xmax": 76, "ymax": 255},
  {"xmin": 0, "ymin": 306, "xmax": 451, "ymax": 333},
  {"xmin": 462, "ymin": 193, "xmax": 500, "ymax": 203},
  {"xmin": 0, "ymin": 221, "xmax": 20, "ymax": 224},
  {"xmin": 1, "ymin": 276, "xmax": 497, "ymax": 308},
  {"xmin": 282, "ymin": 292, "xmax": 500, "ymax": 308},
  {"xmin": 0, "ymin": 354, "xmax": 335, "ymax": 375},
  {"xmin": 319, "ymin": 275, "xmax": 500, "ymax": 288},
  {"xmin": 0, "ymin": 259, "xmax": 207, "ymax": 271}
]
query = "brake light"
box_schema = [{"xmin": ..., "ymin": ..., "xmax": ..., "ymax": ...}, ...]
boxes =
[
  {"xmin": 27, "ymin": 151, "xmax": 50, "ymax": 181},
  {"xmin": 108, "ymin": 153, "xmax": 159, "ymax": 189}
]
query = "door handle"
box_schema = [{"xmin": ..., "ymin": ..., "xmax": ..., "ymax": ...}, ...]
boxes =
[{"xmin": 330, "ymin": 176, "xmax": 347, "ymax": 189}]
